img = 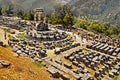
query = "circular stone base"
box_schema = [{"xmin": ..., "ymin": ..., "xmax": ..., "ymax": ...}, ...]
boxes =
[{"xmin": 27, "ymin": 29, "xmax": 67, "ymax": 41}]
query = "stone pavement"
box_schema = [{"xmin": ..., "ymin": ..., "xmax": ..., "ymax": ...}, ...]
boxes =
[{"xmin": 51, "ymin": 27, "xmax": 90, "ymax": 46}]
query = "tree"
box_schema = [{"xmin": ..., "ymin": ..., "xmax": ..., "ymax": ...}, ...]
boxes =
[
  {"xmin": 21, "ymin": 10, "xmax": 34, "ymax": 20},
  {"xmin": 50, "ymin": 5, "xmax": 75, "ymax": 27},
  {"xmin": 74, "ymin": 18, "xmax": 91, "ymax": 29},
  {"xmin": 63, "ymin": 13, "xmax": 74, "ymax": 27},
  {"xmin": 23, "ymin": 13, "xmax": 30, "ymax": 20},
  {"xmin": 104, "ymin": 29, "xmax": 113, "ymax": 36},
  {"xmin": 16, "ymin": 9, "xmax": 24, "ymax": 18},
  {"xmin": 109, "ymin": 25, "xmax": 120, "ymax": 35},
  {"xmin": 74, "ymin": 17, "xmax": 120, "ymax": 39},
  {"xmin": 1, "ymin": 7, "xmax": 7, "ymax": 16},
  {"xmin": 1, "ymin": 4, "xmax": 14, "ymax": 16},
  {"xmin": 87, "ymin": 21, "xmax": 107, "ymax": 33},
  {"xmin": 0, "ymin": 7, "xmax": 2, "ymax": 15},
  {"xmin": 50, "ymin": 13, "xmax": 58, "ymax": 24},
  {"xmin": 28, "ymin": 10, "xmax": 34, "ymax": 20},
  {"xmin": 6, "ymin": 4, "xmax": 14, "ymax": 16},
  {"xmin": 117, "ymin": 34, "xmax": 120, "ymax": 38}
]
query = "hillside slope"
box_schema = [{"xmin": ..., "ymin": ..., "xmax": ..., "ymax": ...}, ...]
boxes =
[
  {"xmin": 0, "ymin": 46, "xmax": 55, "ymax": 80},
  {"xmin": 68, "ymin": 0, "xmax": 120, "ymax": 24},
  {"xmin": 0, "ymin": 0, "xmax": 120, "ymax": 24},
  {"xmin": 0, "ymin": 0, "xmax": 69, "ymax": 12}
]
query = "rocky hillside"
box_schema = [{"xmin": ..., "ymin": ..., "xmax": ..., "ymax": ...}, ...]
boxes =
[
  {"xmin": 0, "ymin": 0, "xmax": 120, "ymax": 24},
  {"xmin": 0, "ymin": 0, "xmax": 69, "ymax": 13},
  {"xmin": 68, "ymin": 0, "xmax": 120, "ymax": 24}
]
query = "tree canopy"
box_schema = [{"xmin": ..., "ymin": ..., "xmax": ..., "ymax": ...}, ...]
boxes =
[
  {"xmin": 49, "ymin": 5, "xmax": 75, "ymax": 27},
  {"xmin": 74, "ymin": 17, "xmax": 120, "ymax": 39}
]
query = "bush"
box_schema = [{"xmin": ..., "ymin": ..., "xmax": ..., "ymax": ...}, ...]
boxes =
[
  {"xmin": 74, "ymin": 17, "xmax": 120, "ymax": 39},
  {"xmin": 49, "ymin": 5, "xmax": 75, "ymax": 27},
  {"xmin": 19, "ymin": 33, "xmax": 27, "ymax": 40},
  {"xmin": 33, "ymin": 61, "xmax": 44, "ymax": 67}
]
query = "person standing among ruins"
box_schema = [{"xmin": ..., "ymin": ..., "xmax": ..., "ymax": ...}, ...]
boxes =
[
  {"xmin": 72, "ymin": 31, "xmax": 76, "ymax": 41},
  {"xmin": 4, "ymin": 31, "xmax": 7, "ymax": 40},
  {"xmin": 26, "ymin": 26, "xmax": 29, "ymax": 36},
  {"xmin": 81, "ymin": 32, "xmax": 84, "ymax": 42},
  {"xmin": 77, "ymin": 30, "xmax": 80, "ymax": 36},
  {"xmin": 34, "ymin": 33, "xmax": 37, "ymax": 39},
  {"xmin": 86, "ymin": 34, "xmax": 88, "ymax": 42}
]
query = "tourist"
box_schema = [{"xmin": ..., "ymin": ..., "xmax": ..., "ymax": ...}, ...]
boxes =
[
  {"xmin": 81, "ymin": 32, "xmax": 84, "ymax": 42},
  {"xmin": 74, "ymin": 35, "xmax": 76, "ymax": 41},
  {"xmin": 4, "ymin": 31, "xmax": 7, "ymax": 40},
  {"xmin": 72, "ymin": 32, "xmax": 76, "ymax": 41},
  {"xmin": 34, "ymin": 33, "xmax": 37, "ymax": 39},
  {"xmin": 77, "ymin": 30, "xmax": 80, "ymax": 36},
  {"xmin": 86, "ymin": 34, "xmax": 88, "ymax": 42}
]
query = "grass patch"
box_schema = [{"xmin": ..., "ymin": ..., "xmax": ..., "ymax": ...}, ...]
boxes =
[
  {"xmin": 5, "ymin": 45, "xmax": 10, "ymax": 48},
  {"xmin": 114, "ymin": 76, "xmax": 118, "ymax": 80},
  {"xmin": 33, "ymin": 61, "xmax": 44, "ymax": 67},
  {"xmin": 3, "ymin": 28, "xmax": 9, "ymax": 32},
  {"xmin": 20, "ymin": 33, "xmax": 27, "ymax": 40}
]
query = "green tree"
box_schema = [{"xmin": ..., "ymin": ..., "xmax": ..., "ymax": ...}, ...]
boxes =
[
  {"xmin": 20, "ymin": 10, "xmax": 34, "ymax": 20},
  {"xmin": 50, "ymin": 13, "xmax": 59, "ymax": 24},
  {"xmin": 63, "ymin": 13, "xmax": 74, "ymax": 27},
  {"xmin": 109, "ymin": 25, "xmax": 120, "ymax": 34},
  {"xmin": 74, "ymin": 18, "xmax": 91, "ymax": 29},
  {"xmin": 16, "ymin": 9, "xmax": 24, "ymax": 18},
  {"xmin": 23, "ymin": 13, "xmax": 30, "ymax": 20},
  {"xmin": 87, "ymin": 21, "xmax": 107, "ymax": 33},
  {"xmin": 74, "ymin": 17, "xmax": 120, "ymax": 39},
  {"xmin": 117, "ymin": 34, "xmax": 120, "ymax": 38},
  {"xmin": 104, "ymin": 29, "xmax": 112, "ymax": 36},
  {"xmin": 6, "ymin": 4, "xmax": 14, "ymax": 16},
  {"xmin": 50, "ymin": 5, "xmax": 75, "ymax": 27},
  {"xmin": 1, "ymin": 7, "xmax": 7, "ymax": 16},
  {"xmin": 28, "ymin": 10, "xmax": 34, "ymax": 20},
  {"xmin": 0, "ymin": 7, "xmax": 2, "ymax": 15}
]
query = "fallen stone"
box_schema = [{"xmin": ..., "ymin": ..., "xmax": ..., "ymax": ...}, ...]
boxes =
[
  {"xmin": 9, "ymin": 30, "xmax": 15, "ymax": 34},
  {"xmin": 0, "ymin": 60, "xmax": 11, "ymax": 68}
]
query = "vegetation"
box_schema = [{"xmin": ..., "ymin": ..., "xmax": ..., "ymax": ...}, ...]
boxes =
[
  {"xmin": 0, "ymin": 7, "xmax": 2, "ymax": 15},
  {"xmin": 19, "ymin": 33, "xmax": 27, "ymax": 40},
  {"xmin": 0, "ymin": 5, "xmax": 34, "ymax": 20},
  {"xmin": 33, "ymin": 61, "xmax": 44, "ymax": 67},
  {"xmin": 15, "ymin": 9, "xmax": 24, "ymax": 18},
  {"xmin": 49, "ymin": 5, "xmax": 75, "ymax": 27},
  {"xmin": 114, "ymin": 76, "xmax": 118, "ymax": 80},
  {"xmin": 5, "ymin": 45, "xmax": 10, "ymax": 48},
  {"xmin": 21, "ymin": 10, "xmax": 34, "ymax": 20},
  {"xmin": 74, "ymin": 18, "xmax": 120, "ymax": 39},
  {"xmin": 0, "ymin": 5, "xmax": 14, "ymax": 16}
]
